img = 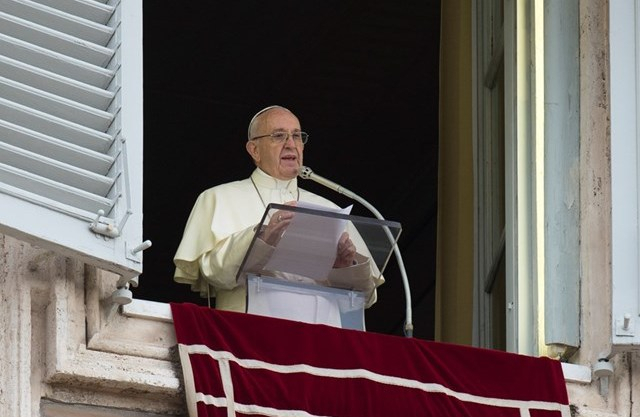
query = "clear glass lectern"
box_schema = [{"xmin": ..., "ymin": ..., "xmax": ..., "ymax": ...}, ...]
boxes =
[{"xmin": 237, "ymin": 203, "xmax": 402, "ymax": 330}]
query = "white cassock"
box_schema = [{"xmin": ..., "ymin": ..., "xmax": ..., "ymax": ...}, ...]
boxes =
[{"xmin": 173, "ymin": 168, "xmax": 383, "ymax": 328}]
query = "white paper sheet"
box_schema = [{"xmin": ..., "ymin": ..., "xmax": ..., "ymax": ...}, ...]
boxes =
[{"xmin": 263, "ymin": 202, "xmax": 353, "ymax": 280}]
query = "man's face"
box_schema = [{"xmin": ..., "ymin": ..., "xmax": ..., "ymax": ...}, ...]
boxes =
[{"xmin": 246, "ymin": 109, "xmax": 304, "ymax": 180}]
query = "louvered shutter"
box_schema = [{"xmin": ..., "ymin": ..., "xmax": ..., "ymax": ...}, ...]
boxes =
[{"xmin": 0, "ymin": 0, "xmax": 144, "ymax": 279}]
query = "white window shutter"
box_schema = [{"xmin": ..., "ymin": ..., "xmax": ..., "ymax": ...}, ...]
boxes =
[
  {"xmin": 0, "ymin": 0, "xmax": 145, "ymax": 279},
  {"xmin": 610, "ymin": 1, "xmax": 640, "ymax": 349}
]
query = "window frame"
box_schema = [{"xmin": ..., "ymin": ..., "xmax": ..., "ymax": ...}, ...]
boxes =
[{"xmin": 610, "ymin": 0, "xmax": 640, "ymax": 349}]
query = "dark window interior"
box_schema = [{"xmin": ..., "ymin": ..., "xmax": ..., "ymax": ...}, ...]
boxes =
[{"xmin": 139, "ymin": 1, "xmax": 441, "ymax": 339}]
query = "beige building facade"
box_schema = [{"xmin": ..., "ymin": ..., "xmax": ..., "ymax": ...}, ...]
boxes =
[{"xmin": 1, "ymin": 1, "xmax": 639, "ymax": 416}]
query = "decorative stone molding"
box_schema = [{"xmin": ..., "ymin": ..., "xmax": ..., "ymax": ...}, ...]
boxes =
[{"xmin": 0, "ymin": 235, "xmax": 185, "ymax": 415}]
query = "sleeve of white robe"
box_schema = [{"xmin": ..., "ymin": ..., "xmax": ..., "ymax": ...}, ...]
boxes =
[
  {"xmin": 173, "ymin": 190, "xmax": 218, "ymax": 296},
  {"xmin": 173, "ymin": 186, "xmax": 273, "ymax": 297}
]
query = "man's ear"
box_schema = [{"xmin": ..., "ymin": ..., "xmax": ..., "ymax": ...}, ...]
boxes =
[{"xmin": 246, "ymin": 140, "xmax": 259, "ymax": 162}]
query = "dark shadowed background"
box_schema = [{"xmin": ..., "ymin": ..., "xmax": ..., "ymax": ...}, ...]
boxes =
[{"xmin": 138, "ymin": 1, "xmax": 441, "ymax": 339}]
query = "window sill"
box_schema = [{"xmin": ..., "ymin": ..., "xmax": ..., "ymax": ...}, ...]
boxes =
[{"xmin": 123, "ymin": 299, "xmax": 593, "ymax": 385}]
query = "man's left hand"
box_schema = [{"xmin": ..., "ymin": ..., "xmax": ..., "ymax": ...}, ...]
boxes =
[{"xmin": 333, "ymin": 232, "xmax": 356, "ymax": 268}]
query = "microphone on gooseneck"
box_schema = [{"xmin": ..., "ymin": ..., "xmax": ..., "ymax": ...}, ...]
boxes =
[
  {"xmin": 297, "ymin": 166, "xmax": 358, "ymax": 200},
  {"xmin": 297, "ymin": 165, "xmax": 414, "ymax": 338}
]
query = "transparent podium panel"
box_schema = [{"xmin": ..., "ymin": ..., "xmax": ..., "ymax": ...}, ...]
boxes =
[
  {"xmin": 247, "ymin": 275, "xmax": 366, "ymax": 330},
  {"xmin": 238, "ymin": 203, "xmax": 402, "ymax": 285},
  {"xmin": 239, "ymin": 203, "xmax": 402, "ymax": 330}
]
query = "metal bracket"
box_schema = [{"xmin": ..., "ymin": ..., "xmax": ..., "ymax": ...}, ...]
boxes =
[
  {"xmin": 615, "ymin": 313, "xmax": 635, "ymax": 337},
  {"xmin": 89, "ymin": 209, "xmax": 120, "ymax": 238},
  {"xmin": 113, "ymin": 276, "xmax": 139, "ymax": 305},
  {"xmin": 593, "ymin": 358, "xmax": 614, "ymax": 397},
  {"xmin": 88, "ymin": 137, "xmax": 133, "ymax": 239},
  {"xmin": 126, "ymin": 240, "xmax": 152, "ymax": 263}
]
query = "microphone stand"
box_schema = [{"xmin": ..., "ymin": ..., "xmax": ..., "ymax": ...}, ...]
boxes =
[{"xmin": 299, "ymin": 167, "xmax": 414, "ymax": 337}]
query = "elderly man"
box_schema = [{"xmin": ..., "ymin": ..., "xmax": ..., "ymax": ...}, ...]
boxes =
[{"xmin": 173, "ymin": 105, "xmax": 383, "ymax": 324}]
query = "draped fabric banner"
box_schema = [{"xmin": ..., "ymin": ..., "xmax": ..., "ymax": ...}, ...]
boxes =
[{"xmin": 170, "ymin": 302, "xmax": 570, "ymax": 417}]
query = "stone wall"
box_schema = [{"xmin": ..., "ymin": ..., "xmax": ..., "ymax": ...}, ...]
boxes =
[
  {"xmin": 0, "ymin": 235, "xmax": 185, "ymax": 416},
  {"xmin": 1, "ymin": 231, "xmax": 637, "ymax": 416}
]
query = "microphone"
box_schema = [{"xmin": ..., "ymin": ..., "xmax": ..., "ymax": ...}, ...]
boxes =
[
  {"xmin": 297, "ymin": 165, "xmax": 414, "ymax": 337},
  {"xmin": 297, "ymin": 166, "xmax": 358, "ymax": 200}
]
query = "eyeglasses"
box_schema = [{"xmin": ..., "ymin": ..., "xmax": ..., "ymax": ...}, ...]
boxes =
[{"xmin": 250, "ymin": 131, "xmax": 309, "ymax": 145}]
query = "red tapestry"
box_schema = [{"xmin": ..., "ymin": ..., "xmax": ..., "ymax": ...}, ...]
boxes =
[{"xmin": 170, "ymin": 302, "xmax": 570, "ymax": 417}]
